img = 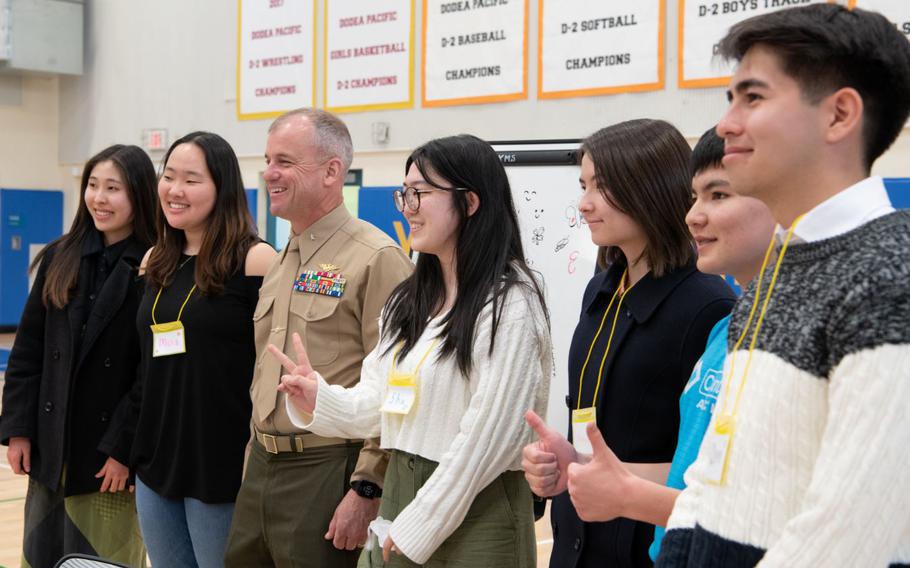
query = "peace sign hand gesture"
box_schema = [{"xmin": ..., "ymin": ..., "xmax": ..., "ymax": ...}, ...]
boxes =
[{"xmin": 269, "ymin": 332, "xmax": 319, "ymax": 414}]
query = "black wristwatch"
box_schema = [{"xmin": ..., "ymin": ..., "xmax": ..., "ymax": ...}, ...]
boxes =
[{"xmin": 351, "ymin": 480, "xmax": 382, "ymax": 499}]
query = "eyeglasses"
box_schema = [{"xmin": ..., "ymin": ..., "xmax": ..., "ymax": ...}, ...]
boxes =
[{"xmin": 392, "ymin": 185, "xmax": 469, "ymax": 213}]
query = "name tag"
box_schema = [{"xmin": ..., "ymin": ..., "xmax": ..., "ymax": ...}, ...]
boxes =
[
  {"xmin": 702, "ymin": 420, "xmax": 734, "ymax": 485},
  {"xmin": 150, "ymin": 321, "xmax": 186, "ymax": 357},
  {"xmin": 381, "ymin": 374, "xmax": 417, "ymax": 415},
  {"xmin": 571, "ymin": 407, "xmax": 597, "ymax": 456}
]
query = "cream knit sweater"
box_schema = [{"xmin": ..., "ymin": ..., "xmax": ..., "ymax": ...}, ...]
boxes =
[{"xmin": 288, "ymin": 285, "xmax": 552, "ymax": 564}]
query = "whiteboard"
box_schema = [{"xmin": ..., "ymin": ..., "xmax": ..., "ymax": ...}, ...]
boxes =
[{"xmin": 493, "ymin": 141, "xmax": 598, "ymax": 433}]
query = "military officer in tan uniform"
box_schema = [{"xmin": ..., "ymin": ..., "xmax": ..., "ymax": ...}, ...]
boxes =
[{"xmin": 224, "ymin": 108, "xmax": 413, "ymax": 567}]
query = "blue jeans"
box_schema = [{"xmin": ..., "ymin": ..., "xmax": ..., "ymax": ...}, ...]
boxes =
[{"xmin": 135, "ymin": 476, "xmax": 235, "ymax": 568}]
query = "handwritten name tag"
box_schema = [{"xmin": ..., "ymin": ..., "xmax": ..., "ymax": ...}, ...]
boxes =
[
  {"xmin": 381, "ymin": 375, "xmax": 417, "ymax": 415},
  {"xmin": 150, "ymin": 321, "xmax": 186, "ymax": 357}
]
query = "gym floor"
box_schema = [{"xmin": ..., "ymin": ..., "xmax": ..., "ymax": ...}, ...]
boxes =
[{"xmin": 0, "ymin": 332, "xmax": 554, "ymax": 567}]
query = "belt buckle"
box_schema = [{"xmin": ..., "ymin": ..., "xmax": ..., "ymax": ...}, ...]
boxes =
[{"xmin": 261, "ymin": 433, "xmax": 279, "ymax": 454}]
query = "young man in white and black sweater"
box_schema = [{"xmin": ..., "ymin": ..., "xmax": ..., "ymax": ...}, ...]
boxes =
[{"xmin": 658, "ymin": 5, "xmax": 910, "ymax": 568}]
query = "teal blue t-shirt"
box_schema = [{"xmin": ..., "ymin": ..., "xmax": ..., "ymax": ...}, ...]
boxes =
[{"xmin": 649, "ymin": 315, "xmax": 730, "ymax": 561}]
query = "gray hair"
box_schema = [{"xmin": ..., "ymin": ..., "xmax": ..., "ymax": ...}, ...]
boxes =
[{"xmin": 269, "ymin": 108, "xmax": 354, "ymax": 173}]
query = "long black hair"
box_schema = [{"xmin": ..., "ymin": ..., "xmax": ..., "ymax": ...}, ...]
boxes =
[
  {"xmin": 145, "ymin": 131, "xmax": 258, "ymax": 295},
  {"xmin": 381, "ymin": 134, "xmax": 548, "ymax": 376},
  {"xmin": 32, "ymin": 144, "xmax": 157, "ymax": 308}
]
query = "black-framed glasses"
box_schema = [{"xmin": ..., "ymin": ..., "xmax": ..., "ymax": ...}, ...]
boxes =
[{"xmin": 392, "ymin": 185, "xmax": 469, "ymax": 212}]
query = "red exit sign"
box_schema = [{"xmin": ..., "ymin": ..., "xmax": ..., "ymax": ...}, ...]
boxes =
[{"xmin": 144, "ymin": 128, "xmax": 169, "ymax": 151}]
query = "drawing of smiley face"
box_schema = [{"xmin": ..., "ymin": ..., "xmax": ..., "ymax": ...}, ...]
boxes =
[{"xmin": 523, "ymin": 190, "xmax": 537, "ymax": 202}]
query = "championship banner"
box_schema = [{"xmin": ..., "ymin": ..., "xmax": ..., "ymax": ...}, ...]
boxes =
[
  {"xmin": 237, "ymin": 0, "xmax": 317, "ymax": 120},
  {"xmin": 678, "ymin": 0, "xmax": 830, "ymax": 89},
  {"xmin": 324, "ymin": 0, "xmax": 414, "ymax": 113},
  {"xmin": 422, "ymin": 0, "xmax": 528, "ymax": 107},
  {"xmin": 538, "ymin": 0, "xmax": 665, "ymax": 100}
]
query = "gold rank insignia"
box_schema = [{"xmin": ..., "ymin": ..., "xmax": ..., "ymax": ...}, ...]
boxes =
[{"xmin": 319, "ymin": 263, "xmax": 340, "ymax": 272}]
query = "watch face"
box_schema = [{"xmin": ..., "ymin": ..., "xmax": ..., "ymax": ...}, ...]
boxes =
[{"xmin": 354, "ymin": 481, "xmax": 380, "ymax": 498}]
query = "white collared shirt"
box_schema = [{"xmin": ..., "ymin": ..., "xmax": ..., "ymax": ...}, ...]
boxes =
[{"xmin": 776, "ymin": 176, "xmax": 894, "ymax": 244}]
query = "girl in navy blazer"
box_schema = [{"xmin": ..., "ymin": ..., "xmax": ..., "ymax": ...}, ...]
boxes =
[
  {"xmin": 1, "ymin": 145, "xmax": 158, "ymax": 568},
  {"xmin": 523, "ymin": 120, "xmax": 735, "ymax": 568}
]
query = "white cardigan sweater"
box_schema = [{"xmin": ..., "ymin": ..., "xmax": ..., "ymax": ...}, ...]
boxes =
[{"xmin": 288, "ymin": 285, "xmax": 553, "ymax": 564}]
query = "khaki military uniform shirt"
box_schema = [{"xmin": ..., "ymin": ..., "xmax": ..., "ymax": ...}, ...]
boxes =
[{"xmin": 250, "ymin": 204, "xmax": 413, "ymax": 484}]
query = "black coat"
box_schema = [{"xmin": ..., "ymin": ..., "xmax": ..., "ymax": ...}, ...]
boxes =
[
  {"xmin": 550, "ymin": 261, "xmax": 735, "ymax": 568},
  {"xmin": 0, "ymin": 234, "xmax": 146, "ymax": 496}
]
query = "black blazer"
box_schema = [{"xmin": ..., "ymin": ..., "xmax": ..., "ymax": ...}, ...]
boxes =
[
  {"xmin": 0, "ymin": 234, "xmax": 147, "ymax": 496},
  {"xmin": 550, "ymin": 261, "xmax": 735, "ymax": 568}
]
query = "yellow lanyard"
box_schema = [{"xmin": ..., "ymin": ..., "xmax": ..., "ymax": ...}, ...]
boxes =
[
  {"xmin": 715, "ymin": 215, "xmax": 804, "ymax": 433},
  {"xmin": 576, "ymin": 268, "xmax": 636, "ymax": 410},
  {"xmin": 390, "ymin": 338, "xmax": 439, "ymax": 377},
  {"xmin": 151, "ymin": 283, "xmax": 197, "ymax": 326}
]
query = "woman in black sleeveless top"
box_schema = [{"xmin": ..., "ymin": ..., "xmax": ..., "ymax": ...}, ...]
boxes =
[{"xmin": 131, "ymin": 131, "xmax": 276, "ymax": 568}]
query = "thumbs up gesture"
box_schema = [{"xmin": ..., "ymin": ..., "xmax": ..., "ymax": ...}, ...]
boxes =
[
  {"xmin": 521, "ymin": 410, "xmax": 579, "ymax": 497},
  {"xmin": 567, "ymin": 421, "xmax": 634, "ymax": 522},
  {"xmin": 269, "ymin": 332, "xmax": 319, "ymax": 414}
]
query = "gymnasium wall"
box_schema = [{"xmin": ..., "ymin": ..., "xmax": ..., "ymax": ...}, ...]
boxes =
[
  {"xmin": 0, "ymin": 75, "xmax": 77, "ymax": 221},
  {"xmin": 0, "ymin": 0, "xmax": 904, "ymax": 225}
]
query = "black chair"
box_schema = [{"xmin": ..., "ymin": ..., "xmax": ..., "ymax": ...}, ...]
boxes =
[{"xmin": 53, "ymin": 554, "xmax": 132, "ymax": 568}]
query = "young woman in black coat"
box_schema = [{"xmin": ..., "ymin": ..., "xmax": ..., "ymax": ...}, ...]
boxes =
[{"xmin": 0, "ymin": 144, "xmax": 158, "ymax": 568}]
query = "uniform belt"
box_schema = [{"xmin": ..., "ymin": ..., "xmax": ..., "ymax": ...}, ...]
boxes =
[{"xmin": 254, "ymin": 427, "xmax": 352, "ymax": 454}]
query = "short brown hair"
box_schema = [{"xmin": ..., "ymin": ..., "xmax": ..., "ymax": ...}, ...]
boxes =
[{"xmin": 580, "ymin": 119, "xmax": 695, "ymax": 277}]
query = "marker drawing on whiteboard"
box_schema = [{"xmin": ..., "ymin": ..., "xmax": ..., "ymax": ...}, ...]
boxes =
[
  {"xmin": 532, "ymin": 227, "xmax": 545, "ymax": 246},
  {"xmin": 568, "ymin": 250, "xmax": 579, "ymax": 274},
  {"xmin": 523, "ymin": 189, "xmax": 537, "ymax": 202},
  {"xmin": 534, "ymin": 208, "xmax": 544, "ymax": 219},
  {"xmin": 565, "ymin": 205, "xmax": 578, "ymax": 227},
  {"xmin": 554, "ymin": 237, "xmax": 569, "ymax": 253}
]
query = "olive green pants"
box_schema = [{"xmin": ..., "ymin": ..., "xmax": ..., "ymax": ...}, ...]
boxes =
[
  {"xmin": 359, "ymin": 451, "xmax": 536, "ymax": 568},
  {"xmin": 224, "ymin": 441, "xmax": 364, "ymax": 568}
]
